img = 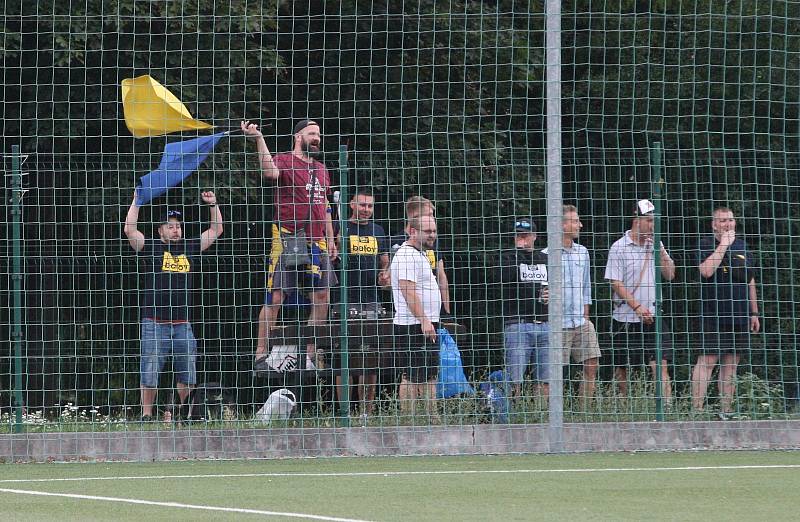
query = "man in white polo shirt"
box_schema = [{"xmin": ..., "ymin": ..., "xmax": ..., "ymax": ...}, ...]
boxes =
[
  {"xmin": 605, "ymin": 199, "xmax": 676, "ymax": 403},
  {"xmin": 391, "ymin": 214, "xmax": 441, "ymax": 415}
]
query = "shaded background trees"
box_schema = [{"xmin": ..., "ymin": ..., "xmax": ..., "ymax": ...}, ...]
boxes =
[{"xmin": 1, "ymin": 0, "xmax": 798, "ymax": 410}]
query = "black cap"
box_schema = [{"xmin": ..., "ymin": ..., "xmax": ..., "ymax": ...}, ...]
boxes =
[
  {"xmin": 514, "ymin": 218, "xmax": 536, "ymax": 233},
  {"xmin": 293, "ymin": 119, "xmax": 318, "ymax": 134}
]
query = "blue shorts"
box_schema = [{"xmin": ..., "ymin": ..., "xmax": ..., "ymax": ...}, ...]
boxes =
[
  {"xmin": 140, "ymin": 319, "xmax": 197, "ymax": 388},
  {"xmin": 504, "ymin": 322, "xmax": 549, "ymax": 383}
]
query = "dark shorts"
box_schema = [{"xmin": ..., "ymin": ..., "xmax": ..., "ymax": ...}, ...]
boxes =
[
  {"xmin": 610, "ymin": 320, "xmax": 673, "ymax": 367},
  {"xmin": 393, "ymin": 323, "xmax": 439, "ymax": 384},
  {"xmin": 266, "ymin": 229, "xmax": 338, "ymax": 299},
  {"xmin": 332, "ymin": 345, "xmax": 380, "ymax": 376},
  {"xmin": 699, "ymin": 323, "xmax": 752, "ymax": 355}
]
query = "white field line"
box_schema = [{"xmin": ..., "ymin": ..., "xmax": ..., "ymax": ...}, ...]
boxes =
[
  {"xmin": 0, "ymin": 487, "xmax": 372, "ymax": 522},
  {"xmin": 0, "ymin": 464, "xmax": 799, "ymax": 485}
]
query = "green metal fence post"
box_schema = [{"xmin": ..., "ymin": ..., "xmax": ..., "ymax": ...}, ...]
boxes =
[
  {"xmin": 652, "ymin": 141, "xmax": 665, "ymax": 421},
  {"xmin": 337, "ymin": 145, "xmax": 350, "ymax": 425},
  {"xmin": 10, "ymin": 145, "xmax": 26, "ymax": 433}
]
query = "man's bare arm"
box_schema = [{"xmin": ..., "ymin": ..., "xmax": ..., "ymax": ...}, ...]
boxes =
[
  {"xmin": 699, "ymin": 230, "xmax": 734, "ymax": 278},
  {"xmin": 749, "ymin": 277, "xmax": 761, "ymax": 333},
  {"xmin": 200, "ymin": 191, "xmax": 223, "ymax": 252},
  {"xmin": 660, "ymin": 246, "xmax": 676, "ymax": 281},
  {"xmin": 377, "ymin": 253, "xmax": 391, "ymax": 287},
  {"xmin": 240, "ymin": 121, "xmax": 279, "ymax": 180},
  {"xmin": 123, "ymin": 193, "xmax": 145, "ymax": 252},
  {"xmin": 610, "ymin": 279, "xmax": 653, "ymax": 324}
]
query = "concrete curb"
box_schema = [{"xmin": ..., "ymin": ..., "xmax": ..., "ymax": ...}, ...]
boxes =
[{"xmin": 2, "ymin": 420, "xmax": 798, "ymax": 462}]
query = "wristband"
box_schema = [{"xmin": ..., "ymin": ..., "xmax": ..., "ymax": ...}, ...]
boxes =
[
  {"xmin": 632, "ymin": 304, "xmax": 641, "ymax": 312},
  {"xmin": 208, "ymin": 204, "xmax": 217, "ymax": 208}
]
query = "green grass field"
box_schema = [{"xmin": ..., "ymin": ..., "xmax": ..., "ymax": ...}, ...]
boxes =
[{"xmin": 0, "ymin": 451, "xmax": 798, "ymax": 521}]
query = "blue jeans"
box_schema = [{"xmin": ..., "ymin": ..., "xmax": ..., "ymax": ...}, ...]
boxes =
[
  {"xmin": 504, "ymin": 322, "xmax": 549, "ymax": 384},
  {"xmin": 140, "ymin": 319, "xmax": 197, "ymax": 388}
]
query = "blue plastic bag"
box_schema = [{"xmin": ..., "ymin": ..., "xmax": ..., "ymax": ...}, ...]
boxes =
[
  {"xmin": 478, "ymin": 370, "xmax": 510, "ymax": 424},
  {"xmin": 436, "ymin": 328, "xmax": 475, "ymax": 399}
]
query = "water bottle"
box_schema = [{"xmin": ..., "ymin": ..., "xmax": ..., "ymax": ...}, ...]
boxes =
[{"xmin": 538, "ymin": 280, "xmax": 549, "ymax": 304}]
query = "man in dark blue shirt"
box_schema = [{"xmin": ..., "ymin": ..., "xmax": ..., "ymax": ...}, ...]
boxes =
[
  {"xmin": 335, "ymin": 189, "xmax": 390, "ymax": 416},
  {"xmin": 124, "ymin": 191, "xmax": 223, "ymax": 422},
  {"xmin": 690, "ymin": 207, "xmax": 760, "ymax": 418}
]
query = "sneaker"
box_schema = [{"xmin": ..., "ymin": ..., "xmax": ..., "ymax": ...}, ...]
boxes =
[
  {"xmin": 140, "ymin": 415, "xmax": 153, "ymax": 423},
  {"xmin": 717, "ymin": 412, "xmax": 732, "ymax": 421},
  {"xmin": 180, "ymin": 404, "xmax": 195, "ymax": 425}
]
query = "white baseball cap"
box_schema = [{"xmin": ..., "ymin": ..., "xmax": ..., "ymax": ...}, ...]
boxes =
[{"xmin": 635, "ymin": 199, "xmax": 655, "ymax": 216}]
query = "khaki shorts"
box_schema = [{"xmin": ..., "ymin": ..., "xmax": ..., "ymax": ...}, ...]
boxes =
[{"xmin": 562, "ymin": 320, "xmax": 601, "ymax": 363}]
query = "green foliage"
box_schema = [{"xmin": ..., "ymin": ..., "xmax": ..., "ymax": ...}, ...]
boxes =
[
  {"xmin": 733, "ymin": 372, "xmax": 786, "ymax": 419},
  {"xmin": 1, "ymin": 0, "xmax": 798, "ymax": 418}
]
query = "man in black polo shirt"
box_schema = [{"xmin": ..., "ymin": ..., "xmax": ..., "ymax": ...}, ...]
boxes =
[
  {"xmin": 123, "ymin": 191, "xmax": 223, "ymax": 422},
  {"xmin": 498, "ymin": 218, "xmax": 549, "ymax": 398},
  {"xmin": 691, "ymin": 206, "xmax": 760, "ymax": 418},
  {"xmin": 335, "ymin": 189, "xmax": 390, "ymax": 416}
]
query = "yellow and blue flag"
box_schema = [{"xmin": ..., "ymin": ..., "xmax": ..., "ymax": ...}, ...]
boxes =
[
  {"xmin": 135, "ymin": 132, "xmax": 226, "ymax": 206},
  {"xmin": 122, "ymin": 75, "xmax": 213, "ymax": 137}
]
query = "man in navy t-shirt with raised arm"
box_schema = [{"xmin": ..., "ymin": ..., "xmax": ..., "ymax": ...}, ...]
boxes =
[
  {"xmin": 123, "ymin": 191, "xmax": 223, "ymax": 423},
  {"xmin": 691, "ymin": 206, "xmax": 760, "ymax": 418}
]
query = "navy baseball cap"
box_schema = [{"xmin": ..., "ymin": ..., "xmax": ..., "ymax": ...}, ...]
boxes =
[
  {"xmin": 514, "ymin": 218, "xmax": 536, "ymax": 233},
  {"xmin": 164, "ymin": 210, "xmax": 182, "ymax": 223}
]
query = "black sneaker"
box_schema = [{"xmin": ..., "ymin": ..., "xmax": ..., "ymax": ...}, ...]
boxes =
[
  {"xmin": 177, "ymin": 403, "xmax": 192, "ymax": 426},
  {"xmin": 140, "ymin": 415, "xmax": 153, "ymax": 423}
]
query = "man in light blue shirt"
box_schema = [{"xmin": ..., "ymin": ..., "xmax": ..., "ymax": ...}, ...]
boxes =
[{"xmin": 557, "ymin": 205, "xmax": 601, "ymax": 407}]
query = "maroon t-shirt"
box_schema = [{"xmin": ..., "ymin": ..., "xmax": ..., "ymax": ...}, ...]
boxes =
[{"xmin": 272, "ymin": 153, "xmax": 331, "ymax": 240}]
